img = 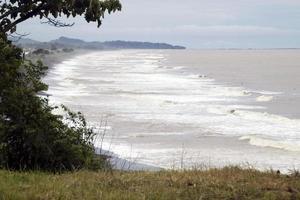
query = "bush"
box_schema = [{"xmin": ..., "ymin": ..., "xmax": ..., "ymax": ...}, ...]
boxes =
[
  {"xmin": 0, "ymin": 35, "xmax": 107, "ymax": 172},
  {"xmin": 32, "ymin": 48, "xmax": 50, "ymax": 55},
  {"xmin": 50, "ymin": 45, "xmax": 57, "ymax": 51},
  {"xmin": 62, "ymin": 48, "xmax": 74, "ymax": 53}
]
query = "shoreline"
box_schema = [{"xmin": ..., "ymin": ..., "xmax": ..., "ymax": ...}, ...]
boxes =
[
  {"xmin": 35, "ymin": 49, "xmax": 161, "ymax": 171},
  {"xmin": 98, "ymin": 149, "xmax": 161, "ymax": 171},
  {"xmin": 33, "ymin": 49, "xmax": 93, "ymax": 69},
  {"xmin": 37, "ymin": 49, "xmax": 300, "ymax": 173}
]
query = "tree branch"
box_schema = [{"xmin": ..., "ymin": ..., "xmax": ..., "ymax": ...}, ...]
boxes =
[
  {"xmin": 8, "ymin": 32, "xmax": 30, "ymax": 42},
  {"xmin": 41, "ymin": 17, "xmax": 75, "ymax": 28},
  {"xmin": 0, "ymin": 7, "xmax": 21, "ymax": 20},
  {"xmin": 3, "ymin": 3, "xmax": 45, "ymax": 33},
  {"xmin": 0, "ymin": 0, "xmax": 40, "ymax": 20}
]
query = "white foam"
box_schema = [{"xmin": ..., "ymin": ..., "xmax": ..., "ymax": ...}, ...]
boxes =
[
  {"xmin": 127, "ymin": 132, "xmax": 185, "ymax": 138},
  {"xmin": 256, "ymin": 95, "xmax": 274, "ymax": 102},
  {"xmin": 44, "ymin": 49, "xmax": 300, "ymax": 170},
  {"xmin": 240, "ymin": 136, "xmax": 300, "ymax": 152},
  {"xmin": 250, "ymin": 90, "xmax": 283, "ymax": 95}
]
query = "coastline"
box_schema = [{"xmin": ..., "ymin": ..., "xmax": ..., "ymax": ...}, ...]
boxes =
[
  {"xmin": 30, "ymin": 49, "xmax": 93, "ymax": 69},
  {"xmin": 40, "ymin": 49, "xmax": 300, "ymax": 173},
  {"xmin": 36, "ymin": 49, "xmax": 161, "ymax": 171}
]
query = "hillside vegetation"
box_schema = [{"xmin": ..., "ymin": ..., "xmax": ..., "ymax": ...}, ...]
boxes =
[
  {"xmin": 15, "ymin": 36, "xmax": 186, "ymax": 50},
  {"xmin": 1, "ymin": 167, "xmax": 300, "ymax": 200},
  {"xmin": 0, "ymin": 0, "xmax": 121, "ymax": 172}
]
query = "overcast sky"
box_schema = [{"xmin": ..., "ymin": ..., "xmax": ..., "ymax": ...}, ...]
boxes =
[{"xmin": 18, "ymin": 0, "xmax": 300, "ymax": 48}]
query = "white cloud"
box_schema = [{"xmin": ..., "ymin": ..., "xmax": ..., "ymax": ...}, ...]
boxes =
[
  {"xmin": 100, "ymin": 25, "xmax": 300, "ymax": 38},
  {"xmin": 174, "ymin": 25, "xmax": 299, "ymax": 37},
  {"xmin": 17, "ymin": 0, "xmax": 300, "ymax": 48}
]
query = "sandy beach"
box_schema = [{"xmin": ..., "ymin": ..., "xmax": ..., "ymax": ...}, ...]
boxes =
[
  {"xmin": 39, "ymin": 49, "xmax": 160, "ymax": 171},
  {"xmin": 43, "ymin": 49, "xmax": 300, "ymax": 172}
]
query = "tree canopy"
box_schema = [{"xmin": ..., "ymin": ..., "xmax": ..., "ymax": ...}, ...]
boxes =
[
  {"xmin": 0, "ymin": 0, "xmax": 121, "ymax": 171},
  {"xmin": 0, "ymin": 0, "xmax": 122, "ymax": 33},
  {"xmin": 0, "ymin": 39, "xmax": 100, "ymax": 170}
]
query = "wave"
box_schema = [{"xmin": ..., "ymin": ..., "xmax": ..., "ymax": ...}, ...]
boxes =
[
  {"xmin": 256, "ymin": 95, "xmax": 274, "ymax": 102},
  {"xmin": 44, "ymin": 50, "xmax": 300, "ymax": 170},
  {"xmin": 249, "ymin": 90, "xmax": 283, "ymax": 95},
  {"xmin": 240, "ymin": 136, "xmax": 300, "ymax": 152},
  {"xmin": 125, "ymin": 132, "xmax": 185, "ymax": 138}
]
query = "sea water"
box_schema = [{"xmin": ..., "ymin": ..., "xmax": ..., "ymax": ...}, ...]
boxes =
[{"xmin": 45, "ymin": 49, "xmax": 300, "ymax": 172}]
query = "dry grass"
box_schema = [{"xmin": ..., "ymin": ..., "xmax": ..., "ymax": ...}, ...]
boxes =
[{"xmin": 1, "ymin": 167, "xmax": 300, "ymax": 200}]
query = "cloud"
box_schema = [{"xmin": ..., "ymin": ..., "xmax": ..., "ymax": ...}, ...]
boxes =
[
  {"xmin": 101, "ymin": 25, "xmax": 300, "ymax": 38},
  {"xmin": 17, "ymin": 0, "xmax": 300, "ymax": 48},
  {"xmin": 174, "ymin": 25, "xmax": 299, "ymax": 37}
]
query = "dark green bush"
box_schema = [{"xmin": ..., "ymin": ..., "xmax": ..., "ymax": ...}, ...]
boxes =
[
  {"xmin": 62, "ymin": 48, "xmax": 74, "ymax": 53},
  {"xmin": 32, "ymin": 48, "xmax": 50, "ymax": 55},
  {"xmin": 0, "ymin": 35, "xmax": 108, "ymax": 172}
]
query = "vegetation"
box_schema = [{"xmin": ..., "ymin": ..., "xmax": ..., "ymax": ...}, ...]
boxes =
[
  {"xmin": 2, "ymin": 2, "xmax": 297, "ymax": 199},
  {"xmin": 0, "ymin": 167, "xmax": 300, "ymax": 199},
  {"xmin": 16, "ymin": 36, "xmax": 186, "ymax": 50},
  {"xmin": 62, "ymin": 48, "xmax": 74, "ymax": 53},
  {"xmin": 0, "ymin": 35, "xmax": 104, "ymax": 171},
  {"xmin": 0, "ymin": 0, "xmax": 121, "ymax": 34},
  {"xmin": 0, "ymin": 0, "xmax": 121, "ymax": 171},
  {"xmin": 32, "ymin": 48, "xmax": 50, "ymax": 55}
]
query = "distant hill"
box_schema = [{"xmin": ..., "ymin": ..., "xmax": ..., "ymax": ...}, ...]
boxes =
[
  {"xmin": 102, "ymin": 40, "xmax": 185, "ymax": 49},
  {"xmin": 14, "ymin": 36, "xmax": 186, "ymax": 50}
]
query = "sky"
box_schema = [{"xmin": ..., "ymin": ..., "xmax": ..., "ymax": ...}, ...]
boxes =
[{"xmin": 18, "ymin": 0, "xmax": 300, "ymax": 48}]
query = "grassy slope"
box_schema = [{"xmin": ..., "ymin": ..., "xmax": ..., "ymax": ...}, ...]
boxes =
[{"xmin": 1, "ymin": 167, "xmax": 300, "ymax": 200}]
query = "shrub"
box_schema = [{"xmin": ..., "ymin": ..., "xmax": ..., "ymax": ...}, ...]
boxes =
[
  {"xmin": 0, "ymin": 35, "xmax": 108, "ymax": 172},
  {"xmin": 32, "ymin": 48, "xmax": 50, "ymax": 55},
  {"xmin": 62, "ymin": 48, "xmax": 74, "ymax": 53}
]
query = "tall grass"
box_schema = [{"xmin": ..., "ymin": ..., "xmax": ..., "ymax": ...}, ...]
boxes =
[{"xmin": 1, "ymin": 167, "xmax": 300, "ymax": 199}]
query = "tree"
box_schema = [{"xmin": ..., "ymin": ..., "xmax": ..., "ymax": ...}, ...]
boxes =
[
  {"xmin": 0, "ymin": 0, "xmax": 121, "ymax": 33},
  {"xmin": 0, "ymin": 0, "xmax": 121, "ymax": 171}
]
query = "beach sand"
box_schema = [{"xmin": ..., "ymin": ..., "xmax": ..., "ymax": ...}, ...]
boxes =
[
  {"xmin": 43, "ymin": 49, "xmax": 300, "ymax": 172},
  {"xmin": 36, "ymin": 49, "xmax": 160, "ymax": 171}
]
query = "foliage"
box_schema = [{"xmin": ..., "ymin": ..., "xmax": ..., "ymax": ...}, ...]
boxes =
[
  {"xmin": 0, "ymin": 0, "xmax": 122, "ymax": 171},
  {"xmin": 0, "ymin": 35, "xmax": 107, "ymax": 171},
  {"xmin": 62, "ymin": 48, "xmax": 74, "ymax": 53},
  {"xmin": 32, "ymin": 48, "xmax": 50, "ymax": 55},
  {"xmin": 0, "ymin": 0, "xmax": 122, "ymax": 33}
]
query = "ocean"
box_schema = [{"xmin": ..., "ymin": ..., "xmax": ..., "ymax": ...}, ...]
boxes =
[{"xmin": 44, "ymin": 49, "xmax": 300, "ymax": 172}]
